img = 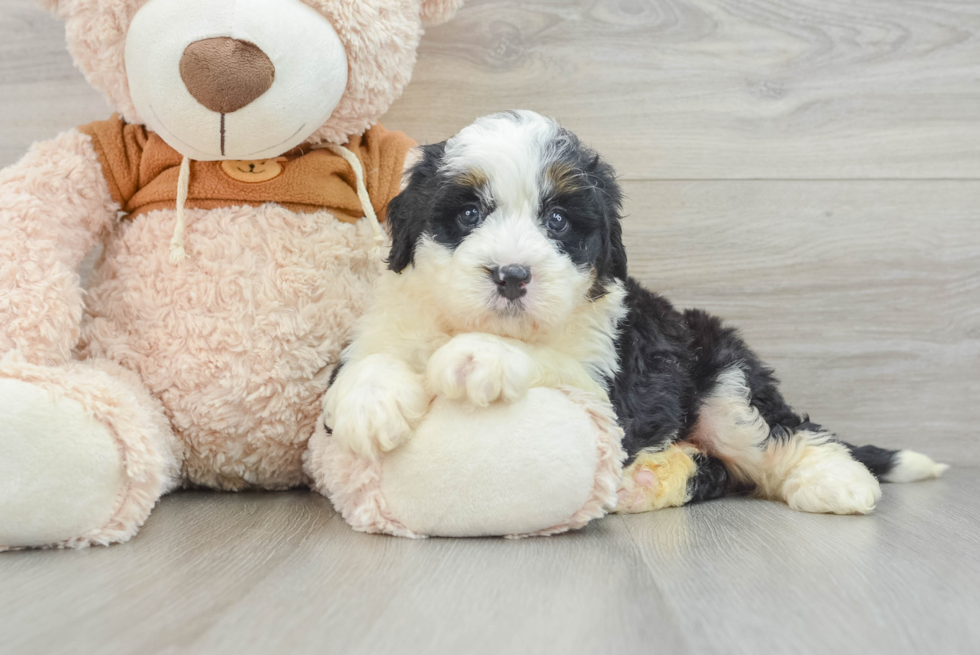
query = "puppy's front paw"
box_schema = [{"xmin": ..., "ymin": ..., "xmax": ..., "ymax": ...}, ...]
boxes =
[
  {"xmin": 323, "ymin": 355, "xmax": 429, "ymax": 457},
  {"xmin": 427, "ymin": 334, "xmax": 533, "ymax": 406}
]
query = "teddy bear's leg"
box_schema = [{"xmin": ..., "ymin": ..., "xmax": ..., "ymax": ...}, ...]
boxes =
[
  {"xmin": 311, "ymin": 387, "xmax": 626, "ymax": 538},
  {"xmin": 0, "ymin": 358, "xmax": 181, "ymax": 550},
  {"xmin": 614, "ymin": 443, "xmax": 733, "ymax": 514}
]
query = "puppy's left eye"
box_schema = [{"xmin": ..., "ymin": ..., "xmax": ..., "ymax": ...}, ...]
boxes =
[
  {"xmin": 458, "ymin": 205, "xmax": 484, "ymax": 228},
  {"xmin": 546, "ymin": 209, "xmax": 569, "ymax": 233}
]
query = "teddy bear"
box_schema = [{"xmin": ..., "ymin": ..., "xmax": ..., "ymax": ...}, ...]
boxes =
[{"xmin": 0, "ymin": 0, "xmax": 463, "ymax": 550}]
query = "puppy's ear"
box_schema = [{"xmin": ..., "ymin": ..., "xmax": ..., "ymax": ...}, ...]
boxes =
[
  {"xmin": 605, "ymin": 207, "xmax": 628, "ymax": 282},
  {"xmin": 386, "ymin": 142, "xmax": 446, "ymax": 273},
  {"xmin": 587, "ymin": 154, "xmax": 628, "ymax": 284},
  {"xmin": 386, "ymin": 192, "xmax": 425, "ymax": 274}
]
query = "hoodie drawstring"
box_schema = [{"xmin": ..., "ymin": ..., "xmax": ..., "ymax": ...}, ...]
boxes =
[
  {"xmin": 168, "ymin": 145, "xmax": 383, "ymax": 266},
  {"xmin": 169, "ymin": 155, "xmax": 192, "ymax": 265},
  {"xmin": 322, "ymin": 143, "xmax": 386, "ymax": 259}
]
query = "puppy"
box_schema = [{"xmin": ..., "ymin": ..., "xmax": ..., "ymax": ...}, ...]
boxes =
[{"xmin": 324, "ymin": 110, "xmax": 947, "ymax": 515}]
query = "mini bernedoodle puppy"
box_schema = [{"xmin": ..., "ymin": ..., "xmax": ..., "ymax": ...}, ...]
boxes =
[{"xmin": 324, "ymin": 110, "xmax": 947, "ymax": 516}]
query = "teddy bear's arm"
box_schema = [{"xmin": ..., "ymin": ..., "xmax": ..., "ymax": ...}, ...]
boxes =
[{"xmin": 0, "ymin": 130, "xmax": 118, "ymax": 366}]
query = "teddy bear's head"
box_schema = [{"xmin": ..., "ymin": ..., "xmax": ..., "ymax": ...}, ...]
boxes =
[{"xmin": 45, "ymin": 0, "xmax": 461, "ymax": 161}]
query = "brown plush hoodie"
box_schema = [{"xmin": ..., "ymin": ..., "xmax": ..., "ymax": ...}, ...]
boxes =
[{"xmin": 79, "ymin": 115, "xmax": 416, "ymax": 222}]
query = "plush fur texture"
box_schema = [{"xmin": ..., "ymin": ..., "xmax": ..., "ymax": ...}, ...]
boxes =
[
  {"xmin": 309, "ymin": 387, "xmax": 624, "ymax": 538},
  {"xmin": 1, "ymin": 0, "xmax": 456, "ymax": 548},
  {"xmin": 328, "ymin": 110, "xmax": 948, "ymax": 530},
  {"xmin": 306, "ymin": 418, "xmax": 417, "ymax": 537},
  {"xmin": 0, "ymin": 129, "xmax": 116, "ymax": 366},
  {"xmin": 45, "ymin": 0, "xmax": 462, "ymax": 147},
  {"xmin": 0, "ymin": 357, "xmax": 181, "ymax": 550},
  {"xmin": 0, "ymin": 376, "xmax": 126, "ymax": 549},
  {"xmin": 77, "ymin": 200, "xmax": 386, "ymax": 489}
]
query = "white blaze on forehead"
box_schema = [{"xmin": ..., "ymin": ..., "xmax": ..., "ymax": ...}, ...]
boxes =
[{"xmin": 442, "ymin": 111, "xmax": 567, "ymax": 212}]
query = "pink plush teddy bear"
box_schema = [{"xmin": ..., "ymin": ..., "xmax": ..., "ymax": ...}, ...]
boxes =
[{"xmin": 0, "ymin": 0, "xmax": 461, "ymax": 550}]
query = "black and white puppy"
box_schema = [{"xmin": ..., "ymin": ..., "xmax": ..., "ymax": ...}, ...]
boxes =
[{"xmin": 324, "ymin": 110, "xmax": 947, "ymax": 515}]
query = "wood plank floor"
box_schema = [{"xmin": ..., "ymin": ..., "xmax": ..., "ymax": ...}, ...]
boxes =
[
  {"xmin": 1, "ymin": 474, "xmax": 977, "ymax": 655},
  {"xmin": 1, "ymin": 0, "xmax": 978, "ymax": 653}
]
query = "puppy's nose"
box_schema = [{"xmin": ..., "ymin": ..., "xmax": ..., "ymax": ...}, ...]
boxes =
[
  {"xmin": 180, "ymin": 37, "xmax": 275, "ymax": 114},
  {"xmin": 490, "ymin": 265, "xmax": 531, "ymax": 300}
]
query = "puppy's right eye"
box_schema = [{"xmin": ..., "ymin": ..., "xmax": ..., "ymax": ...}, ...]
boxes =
[{"xmin": 457, "ymin": 205, "xmax": 484, "ymax": 228}]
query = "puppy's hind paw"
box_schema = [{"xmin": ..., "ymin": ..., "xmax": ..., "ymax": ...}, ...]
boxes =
[
  {"xmin": 782, "ymin": 445, "xmax": 882, "ymax": 515},
  {"xmin": 427, "ymin": 334, "xmax": 533, "ymax": 406}
]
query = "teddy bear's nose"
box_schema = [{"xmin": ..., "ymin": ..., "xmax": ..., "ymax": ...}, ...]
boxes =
[{"xmin": 179, "ymin": 37, "xmax": 275, "ymax": 114}]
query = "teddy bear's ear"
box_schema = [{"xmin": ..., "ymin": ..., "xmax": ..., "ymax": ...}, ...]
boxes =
[{"xmin": 420, "ymin": 0, "xmax": 463, "ymax": 25}]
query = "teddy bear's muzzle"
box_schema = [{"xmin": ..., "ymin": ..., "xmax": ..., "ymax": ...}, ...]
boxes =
[{"xmin": 179, "ymin": 37, "xmax": 276, "ymax": 115}]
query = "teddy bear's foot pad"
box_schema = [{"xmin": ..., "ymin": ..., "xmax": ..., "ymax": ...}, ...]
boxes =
[{"xmin": 0, "ymin": 378, "xmax": 126, "ymax": 549}]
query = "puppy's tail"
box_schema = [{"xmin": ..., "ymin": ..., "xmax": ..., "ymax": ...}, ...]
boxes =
[{"xmin": 842, "ymin": 442, "xmax": 949, "ymax": 483}]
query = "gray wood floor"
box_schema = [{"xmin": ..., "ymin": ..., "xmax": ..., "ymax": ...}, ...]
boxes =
[
  {"xmin": 1, "ymin": 0, "xmax": 978, "ymax": 653},
  {"xmin": 2, "ymin": 474, "xmax": 978, "ymax": 655}
]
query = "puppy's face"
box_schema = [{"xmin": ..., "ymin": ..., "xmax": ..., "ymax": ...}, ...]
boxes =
[{"xmin": 387, "ymin": 111, "xmax": 627, "ymax": 339}]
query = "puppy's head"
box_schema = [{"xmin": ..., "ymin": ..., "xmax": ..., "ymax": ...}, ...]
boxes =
[{"xmin": 387, "ymin": 110, "xmax": 627, "ymax": 338}]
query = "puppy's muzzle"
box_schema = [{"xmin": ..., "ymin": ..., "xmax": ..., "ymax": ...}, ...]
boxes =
[{"xmin": 489, "ymin": 265, "xmax": 531, "ymax": 301}]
